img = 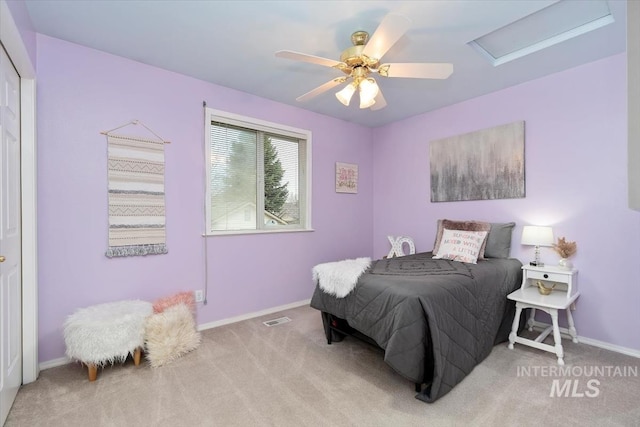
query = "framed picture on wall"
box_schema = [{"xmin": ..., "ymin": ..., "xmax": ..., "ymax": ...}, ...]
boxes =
[
  {"xmin": 429, "ymin": 120, "xmax": 525, "ymax": 202},
  {"xmin": 336, "ymin": 162, "xmax": 358, "ymax": 193}
]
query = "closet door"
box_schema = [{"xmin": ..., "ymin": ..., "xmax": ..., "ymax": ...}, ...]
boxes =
[{"xmin": 0, "ymin": 44, "xmax": 22, "ymax": 426}]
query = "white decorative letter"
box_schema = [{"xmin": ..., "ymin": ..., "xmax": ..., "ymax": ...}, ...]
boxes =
[{"xmin": 387, "ymin": 236, "xmax": 416, "ymax": 258}]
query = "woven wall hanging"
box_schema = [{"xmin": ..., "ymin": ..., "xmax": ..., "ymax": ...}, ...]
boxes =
[{"xmin": 101, "ymin": 120, "xmax": 170, "ymax": 257}]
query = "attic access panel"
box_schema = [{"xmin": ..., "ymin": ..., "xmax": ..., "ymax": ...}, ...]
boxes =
[{"xmin": 469, "ymin": 0, "xmax": 614, "ymax": 66}]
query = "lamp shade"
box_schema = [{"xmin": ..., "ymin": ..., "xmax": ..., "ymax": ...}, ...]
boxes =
[
  {"xmin": 336, "ymin": 83, "xmax": 356, "ymax": 106},
  {"xmin": 521, "ymin": 225, "xmax": 554, "ymax": 246},
  {"xmin": 359, "ymin": 95, "xmax": 376, "ymax": 109},
  {"xmin": 358, "ymin": 78, "xmax": 379, "ymax": 109}
]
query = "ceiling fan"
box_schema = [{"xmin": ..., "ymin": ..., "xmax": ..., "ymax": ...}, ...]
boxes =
[{"xmin": 275, "ymin": 13, "xmax": 453, "ymax": 110}]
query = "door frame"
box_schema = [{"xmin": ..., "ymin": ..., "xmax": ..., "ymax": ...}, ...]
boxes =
[{"xmin": 1, "ymin": 0, "xmax": 38, "ymax": 384}]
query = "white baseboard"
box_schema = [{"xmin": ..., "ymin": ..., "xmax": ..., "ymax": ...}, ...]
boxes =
[
  {"xmin": 38, "ymin": 299, "xmax": 312, "ymax": 371},
  {"xmin": 530, "ymin": 320, "xmax": 640, "ymax": 358},
  {"xmin": 577, "ymin": 336, "xmax": 640, "ymax": 358},
  {"xmin": 197, "ymin": 299, "xmax": 311, "ymax": 331},
  {"xmin": 39, "ymin": 356, "xmax": 71, "ymax": 371}
]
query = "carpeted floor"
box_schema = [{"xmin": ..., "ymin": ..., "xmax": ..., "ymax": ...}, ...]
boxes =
[{"xmin": 5, "ymin": 305, "xmax": 640, "ymax": 426}]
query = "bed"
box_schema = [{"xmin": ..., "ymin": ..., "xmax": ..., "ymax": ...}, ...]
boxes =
[{"xmin": 309, "ymin": 221, "xmax": 523, "ymax": 402}]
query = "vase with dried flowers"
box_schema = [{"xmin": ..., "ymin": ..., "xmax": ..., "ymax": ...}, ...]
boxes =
[{"xmin": 552, "ymin": 237, "xmax": 577, "ymax": 270}]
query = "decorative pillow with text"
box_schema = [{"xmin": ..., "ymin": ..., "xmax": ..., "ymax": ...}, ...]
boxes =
[
  {"xmin": 432, "ymin": 228, "xmax": 489, "ymax": 264},
  {"xmin": 432, "ymin": 219, "xmax": 491, "ymax": 258}
]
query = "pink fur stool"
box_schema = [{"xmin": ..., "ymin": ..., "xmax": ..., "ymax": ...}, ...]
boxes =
[
  {"xmin": 63, "ymin": 300, "xmax": 153, "ymax": 381},
  {"xmin": 152, "ymin": 291, "xmax": 195, "ymax": 314}
]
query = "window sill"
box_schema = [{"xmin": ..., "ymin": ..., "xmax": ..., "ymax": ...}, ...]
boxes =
[{"xmin": 203, "ymin": 228, "xmax": 315, "ymax": 237}]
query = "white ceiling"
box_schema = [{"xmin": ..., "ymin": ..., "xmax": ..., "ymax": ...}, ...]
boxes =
[{"xmin": 23, "ymin": 0, "xmax": 627, "ymax": 128}]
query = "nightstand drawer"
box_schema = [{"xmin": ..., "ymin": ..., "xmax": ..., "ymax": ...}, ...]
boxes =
[
  {"xmin": 526, "ymin": 270, "xmax": 567, "ymax": 283},
  {"xmin": 521, "ymin": 265, "xmax": 578, "ymax": 299}
]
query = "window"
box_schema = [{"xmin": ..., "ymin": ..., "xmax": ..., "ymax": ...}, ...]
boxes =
[{"xmin": 205, "ymin": 109, "xmax": 312, "ymax": 234}]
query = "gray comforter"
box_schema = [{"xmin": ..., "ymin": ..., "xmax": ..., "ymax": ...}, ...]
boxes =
[{"xmin": 310, "ymin": 252, "xmax": 522, "ymax": 402}]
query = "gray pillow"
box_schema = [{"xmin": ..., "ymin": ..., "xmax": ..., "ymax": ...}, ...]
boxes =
[{"xmin": 484, "ymin": 222, "xmax": 516, "ymax": 258}]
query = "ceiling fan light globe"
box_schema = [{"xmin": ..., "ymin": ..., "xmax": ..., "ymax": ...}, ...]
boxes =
[
  {"xmin": 358, "ymin": 78, "xmax": 379, "ymax": 108},
  {"xmin": 359, "ymin": 96, "xmax": 376, "ymax": 109},
  {"xmin": 336, "ymin": 83, "xmax": 356, "ymax": 106},
  {"xmin": 359, "ymin": 78, "xmax": 379, "ymax": 98}
]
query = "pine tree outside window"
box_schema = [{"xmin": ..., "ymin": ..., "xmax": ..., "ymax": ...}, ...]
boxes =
[{"xmin": 205, "ymin": 109, "xmax": 312, "ymax": 234}]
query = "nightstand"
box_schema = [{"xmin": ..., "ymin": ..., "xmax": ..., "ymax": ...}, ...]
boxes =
[{"xmin": 507, "ymin": 264, "xmax": 579, "ymax": 365}]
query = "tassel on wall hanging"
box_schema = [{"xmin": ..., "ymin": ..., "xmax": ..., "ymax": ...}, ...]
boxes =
[{"xmin": 101, "ymin": 120, "xmax": 170, "ymax": 258}]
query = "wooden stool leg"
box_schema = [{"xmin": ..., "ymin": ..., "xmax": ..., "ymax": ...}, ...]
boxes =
[
  {"xmin": 88, "ymin": 364, "xmax": 98, "ymax": 382},
  {"xmin": 133, "ymin": 348, "xmax": 142, "ymax": 366}
]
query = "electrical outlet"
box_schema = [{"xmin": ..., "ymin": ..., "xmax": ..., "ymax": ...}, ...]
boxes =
[{"xmin": 194, "ymin": 290, "xmax": 204, "ymax": 303}]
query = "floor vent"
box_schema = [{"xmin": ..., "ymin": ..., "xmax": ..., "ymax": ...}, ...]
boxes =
[{"xmin": 262, "ymin": 316, "xmax": 291, "ymax": 327}]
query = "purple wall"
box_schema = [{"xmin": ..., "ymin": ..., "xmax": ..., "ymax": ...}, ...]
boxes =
[
  {"xmin": 373, "ymin": 53, "xmax": 640, "ymax": 351},
  {"xmin": 36, "ymin": 35, "xmax": 373, "ymax": 362}
]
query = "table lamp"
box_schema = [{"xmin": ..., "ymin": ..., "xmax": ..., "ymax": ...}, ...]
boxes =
[{"xmin": 521, "ymin": 225, "xmax": 554, "ymax": 267}]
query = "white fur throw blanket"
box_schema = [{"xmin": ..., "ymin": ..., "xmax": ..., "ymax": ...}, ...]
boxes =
[{"xmin": 312, "ymin": 257, "xmax": 371, "ymax": 298}]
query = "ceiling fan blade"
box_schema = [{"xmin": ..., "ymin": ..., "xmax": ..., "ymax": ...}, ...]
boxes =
[
  {"xmin": 275, "ymin": 50, "xmax": 343, "ymax": 68},
  {"xmin": 296, "ymin": 77, "xmax": 347, "ymax": 102},
  {"xmin": 378, "ymin": 63, "xmax": 454, "ymax": 79},
  {"xmin": 362, "ymin": 13, "xmax": 411, "ymax": 61},
  {"xmin": 370, "ymin": 90, "xmax": 387, "ymax": 111}
]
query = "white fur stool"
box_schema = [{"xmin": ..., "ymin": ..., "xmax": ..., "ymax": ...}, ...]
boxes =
[{"xmin": 64, "ymin": 300, "xmax": 152, "ymax": 381}]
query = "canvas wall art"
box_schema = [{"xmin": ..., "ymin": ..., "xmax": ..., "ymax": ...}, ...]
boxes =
[
  {"xmin": 429, "ymin": 121, "xmax": 525, "ymax": 202},
  {"xmin": 336, "ymin": 162, "xmax": 358, "ymax": 193}
]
